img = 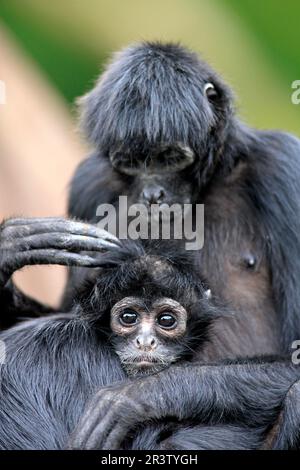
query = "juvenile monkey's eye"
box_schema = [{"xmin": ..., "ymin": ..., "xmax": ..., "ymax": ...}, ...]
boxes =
[
  {"xmin": 119, "ymin": 310, "xmax": 138, "ymax": 326},
  {"xmin": 204, "ymin": 82, "xmax": 218, "ymax": 100},
  {"xmin": 157, "ymin": 313, "xmax": 177, "ymax": 329}
]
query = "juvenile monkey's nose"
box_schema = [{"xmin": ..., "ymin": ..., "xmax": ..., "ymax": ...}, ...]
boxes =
[
  {"xmin": 136, "ymin": 335, "xmax": 157, "ymax": 350},
  {"xmin": 142, "ymin": 186, "xmax": 165, "ymax": 204}
]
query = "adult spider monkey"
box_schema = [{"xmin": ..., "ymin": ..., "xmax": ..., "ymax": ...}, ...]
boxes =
[{"xmin": 65, "ymin": 41, "xmax": 300, "ymax": 447}]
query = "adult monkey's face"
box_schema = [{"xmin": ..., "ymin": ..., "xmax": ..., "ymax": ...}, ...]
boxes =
[
  {"xmin": 109, "ymin": 142, "xmax": 196, "ymax": 207},
  {"xmin": 79, "ymin": 42, "xmax": 234, "ymax": 204}
]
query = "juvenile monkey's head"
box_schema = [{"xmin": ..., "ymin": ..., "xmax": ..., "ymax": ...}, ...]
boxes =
[
  {"xmin": 78, "ymin": 241, "xmax": 221, "ymax": 376},
  {"xmin": 110, "ymin": 295, "xmax": 190, "ymax": 376}
]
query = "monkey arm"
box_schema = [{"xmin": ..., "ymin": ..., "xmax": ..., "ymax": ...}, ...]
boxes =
[
  {"xmin": 250, "ymin": 131, "xmax": 300, "ymax": 351},
  {"xmin": 0, "ymin": 217, "xmax": 120, "ymax": 325},
  {"xmin": 68, "ymin": 359, "xmax": 300, "ymax": 450},
  {"xmin": 0, "ymin": 280, "xmax": 55, "ymax": 329}
]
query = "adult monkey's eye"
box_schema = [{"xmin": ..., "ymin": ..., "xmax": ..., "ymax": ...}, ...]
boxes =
[
  {"xmin": 119, "ymin": 310, "xmax": 138, "ymax": 326},
  {"xmin": 204, "ymin": 82, "xmax": 218, "ymax": 100},
  {"xmin": 157, "ymin": 313, "xmax": 177, "ymax": 329}
]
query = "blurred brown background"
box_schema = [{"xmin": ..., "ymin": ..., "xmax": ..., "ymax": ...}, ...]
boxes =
[{"xmin": 0, "ymin": 0, "xmax": 299, "ymax": 307}]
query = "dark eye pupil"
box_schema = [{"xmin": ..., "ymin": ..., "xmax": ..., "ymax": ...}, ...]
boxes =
[
  {"xmin": 158, "ymin": 314, "xmax": 176, "ymax": 328},
  {"xmin": 120, "ymin": 311, "xmax": 137, "ymax": 325}
]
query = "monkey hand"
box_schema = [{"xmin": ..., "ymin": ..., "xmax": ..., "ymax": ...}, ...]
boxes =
[
  {"xmin": 67, "ymin": 378, "xmax": 163, "ymax": 450},
  {"xmin": 0, "ymin": 217, "xmax": 120, "ymax": 287}
]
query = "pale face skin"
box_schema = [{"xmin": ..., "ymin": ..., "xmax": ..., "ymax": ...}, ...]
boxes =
[{"xmin": 110, "ymin": 296, "xmax": 188, "ymax": 376}]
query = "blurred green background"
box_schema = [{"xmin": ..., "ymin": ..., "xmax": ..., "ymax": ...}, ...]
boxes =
[{"xmin": 1, "ymin": 0, "xmax": 300, "ymax": 132}]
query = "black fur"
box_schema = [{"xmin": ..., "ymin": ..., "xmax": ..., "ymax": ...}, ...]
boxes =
[
  {"xmin": 64, "ymin": 41, "xmax": 300, "ymax": 449},
  {"xmin": 0, "ymin": 239, "xmax": 299, "ymax": 449},
  {"xmin": 0, "ymin": 314, "xmax": 269, "ymax": 450},
  {"xmin": 1, "ymin": 41, "xmax": 300, "ymax": 449},
  {"xmin": 0, "ymin": 240, "xmax": 260, "ymax": 449}
]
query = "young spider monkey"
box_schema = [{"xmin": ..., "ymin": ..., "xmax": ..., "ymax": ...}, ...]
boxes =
[
  {"xmin": 75, "ymin": 239, "xmax": 218, "ymax": 378},
  {"xmin": 110, "ymin": 294, "xmax": 193, "ymax": 377},
  {"xmin": 0, "ymin": 238, "xmax": 262, "ymax": 450}
]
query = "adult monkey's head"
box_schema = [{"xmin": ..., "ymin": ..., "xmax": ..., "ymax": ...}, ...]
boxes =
[{"xmin": 79, "ymin": 42, "xmax": 234, "ymax": 207}]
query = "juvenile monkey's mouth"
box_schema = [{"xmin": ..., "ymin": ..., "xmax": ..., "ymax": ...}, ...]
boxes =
[
  {"xmin": 115, "ymin": 348, "xmax": 176, "ymax": 376},
  {"xmin": 135, "ymin": 360, "xmax": 156, "ymax": 368},
  {"xmin": 131, "ymin": 356, "xmax": 161, "ymax": 366}
]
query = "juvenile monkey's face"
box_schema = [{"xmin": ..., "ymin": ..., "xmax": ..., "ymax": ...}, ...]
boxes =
[{"xmin": 110, "ymin": 296, "xmax": 188, "ymax": 376}]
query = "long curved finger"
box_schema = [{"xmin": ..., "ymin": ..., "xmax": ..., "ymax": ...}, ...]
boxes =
[
  {"xmin": 1, "ymin": 233, "xmax": 118, "ymax": 252},
  {"xmin": 3, "ymin": 217, "xmax": 73, "ymax": 226},
  {"xmin": 68, "ymin": 392, "xmax": 109, "ymax": 449},
  {"xmin": 2, "ymin": 219, "xmax": 120, "ymax": 244},
  {"xmin": 0, "ymin": 249, "xmax": 102, "ymax": 287},
  {"xmin": 102, "ymin": 422, "xmax": 129, "ymax": 450},
  {"xmin": 85, "ymin": 409, "xmax": 117, "ymax": 449}
]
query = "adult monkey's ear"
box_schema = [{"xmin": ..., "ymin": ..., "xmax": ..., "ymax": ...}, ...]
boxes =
[
  {"xmin": 204, "ymin": 83, "xmax": 219, "ymax": 101},
  {"xmin": 203, "ymin": 75, "xmax": 234, "ymax": 112},
  {"xmin": 198, "ymin": 74, "xmax": 235, "ymax": 189}
]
